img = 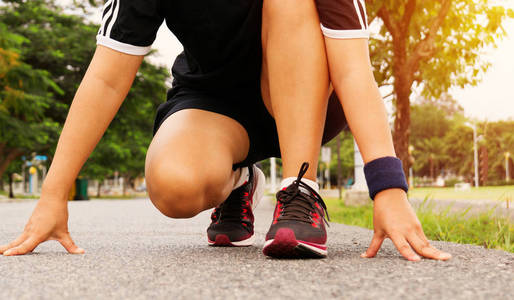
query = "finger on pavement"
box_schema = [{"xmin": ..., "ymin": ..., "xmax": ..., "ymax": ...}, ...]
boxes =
[
  {"xmin": 409, "ymin": 232, "xmax": 451, "ymax": 260},
  {"xmin": 390, "ymin": 233, "xmax": 421, "ymax": 262},
  {"xmin": 3, "ymin": 237, "xmax": 41, "ymax": 256},
  {"xmin": 361, "ymin": 232, "xmax": 385, "ymax": 258},
  {"xmin": 59, "ymin": 235, "xmax": 85, "ymax": 254},
  {"xmin": 0, "ymin": 233, "xmax": 28, "ymax": 254}
]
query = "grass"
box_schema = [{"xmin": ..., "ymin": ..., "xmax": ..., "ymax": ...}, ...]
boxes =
[
  {"xmin": 326, "ymin": 197, "xmax": 513, "ymax": 253},
  {"xmin": 408, "ymin": 185, "xmax": 514, "ymax": 201}
]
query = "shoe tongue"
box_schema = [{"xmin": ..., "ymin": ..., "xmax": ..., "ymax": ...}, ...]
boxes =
[
  {"xmin": 298, "ymin": 186, "xmax": 313, "ymax": 195},
  {"xmin": 279, "ymin": 184, "xmax": 313, "ymax": 205}
]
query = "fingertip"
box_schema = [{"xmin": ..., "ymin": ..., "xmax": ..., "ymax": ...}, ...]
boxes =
[
  {"xmin": 66, "ymin": 246, "xmax": 85, "ymax": 255},
  {"xmin": 360, "ymin": 252, "xmax": 368, "ymax": 258},
  {"xmin": 0, "ymin": 244, "xmax": 13, "ymax": 254},
  {"xmin": 3, "ymin": 250, "xmax": 14, "ymax": 256},
  {"xmin": 411, "ymin": 255, "xmax": 421, "ymax": 262},
  {"xmin": 439, "ymin": 252, "xmax": 451, "ymax": 260}
]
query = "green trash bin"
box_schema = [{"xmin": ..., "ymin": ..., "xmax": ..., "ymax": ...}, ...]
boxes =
[{"xmin": 74, "ymin": 178, "xmax": 89, "ymax": 200}]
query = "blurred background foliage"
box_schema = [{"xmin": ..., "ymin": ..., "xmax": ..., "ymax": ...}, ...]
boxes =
[
  {"xmin": 0, "ymin": 0, "xmax": 168, "ymax": 194},
  {"xmin": 366, "ymin": 0, "xmax": 513, "ymax": 177}
]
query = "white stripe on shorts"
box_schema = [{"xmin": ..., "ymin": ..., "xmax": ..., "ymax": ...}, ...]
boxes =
[
  {"xmin": 98, "ymin": 0, "xmax": 113, "ymax": 36},
  {"xmin": 105, "ymin": 0, "xmax": 120, "ymax": 37},
  {"xmin": 353, "ymin": 0, "xmax": 365, "ymax": 30}
]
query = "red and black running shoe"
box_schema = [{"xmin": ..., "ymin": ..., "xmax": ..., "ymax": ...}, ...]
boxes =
[
  {"xmin": 263, "ymin": 162, "xmax": 329, "ymax": 258},
  {"xmin": 207, "ymin": 165, "xmax": 265, "ymax": 247}
]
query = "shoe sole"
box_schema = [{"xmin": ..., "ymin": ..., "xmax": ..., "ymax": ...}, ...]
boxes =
[
  {"xmin": 206, "ymin": 166, "xmax": 266, "ymax": 247},
  {"xmin": 208, "ymin": 234, "xmax": 255, "ymax": 247},
  {"xmin": 262, "ymin": 228, "xmax": 327, "ymax": 258}
]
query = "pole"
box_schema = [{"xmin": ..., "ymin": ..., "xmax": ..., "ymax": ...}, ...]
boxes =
[
  {"xmin": 42, "ymin": 165, "xmax": 47, "ymax": 181},
  {"xmin": 21, "ymin": 165, "xmax": 25, "ymax": 193},
  {"xmin": 472, "ymin": 124, "xmax": 479, "ymax": 188},
  {"xmin": 270, "ymin": 157, "xmax": 277, "ymax": 193},
  {"xmin": 325, "ymin": 164, "xmax": 330, "ymax": 189},
  {"xmin": 352, "ymin": 139, "xmax": 368, "ymax": 191}
]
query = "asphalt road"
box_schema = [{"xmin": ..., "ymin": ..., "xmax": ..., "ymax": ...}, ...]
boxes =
[{"xmin": 0, "ymin": 199, "xmax": 512, "ymax": 300}]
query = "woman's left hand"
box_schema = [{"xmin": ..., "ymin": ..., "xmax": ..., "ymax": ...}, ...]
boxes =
[{"xmin": 361, "ymin": 188, "xmax": 452, "ymax": 261}]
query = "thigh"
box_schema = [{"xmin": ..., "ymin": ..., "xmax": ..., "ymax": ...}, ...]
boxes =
[{"xmin": 147, "ymin": 108, "xmax": 250, "ymax": 171}]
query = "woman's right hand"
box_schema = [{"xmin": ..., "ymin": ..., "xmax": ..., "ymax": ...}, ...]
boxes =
[{"xmin": 0, "ymin": 198, "xmax": 84, "ymax": 256}]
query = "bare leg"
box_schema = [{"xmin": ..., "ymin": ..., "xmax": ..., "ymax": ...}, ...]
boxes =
[
  {"xmin": 145, "ymin": 109, "xmax": 250, "ymax": 218},
  {"xmin": 261, "ymin": 0, "xmax": 329, "ymax": 180}
]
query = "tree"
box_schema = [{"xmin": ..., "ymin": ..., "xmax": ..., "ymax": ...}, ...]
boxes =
[
  {"xmin": 443, "ymin": 123, "xmax": 473, "ymax": 180},
  {"xmin": 481, "ymin": 121, "xmax": 514, "ymax": 183},
  {"xmin": 0, "ymin": 21, "xmax": 62, "ymax": 180},
  {"xmin": 410, "ymin": 100, "xmax": 458, "ymax": 179},
  {"xmin": 410, "ymin": 100, "xmax": 514, "ymax": 185},
  {"xmin": 2, "ymin": 0, "xmax": 98, "ymax": 117},
  {"xmin": 0, "ymin": 0, "xmax": 99, "ymax": 180},
  {"xmin": 1, "ymin": 0, "xmax": 169, "ymax": 196},
  {"xmin": 366, "ymin": 0, "xmax": 514, "ymax": 176}
]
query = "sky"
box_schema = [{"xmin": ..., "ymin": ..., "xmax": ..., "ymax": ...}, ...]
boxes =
[
  {"xmin": 64, "ymin": 0, "xmax": 514, "ymax": 121},
  {"xmin": 449, "ymin": 11, "xmax": 514, "ymax": 121}
]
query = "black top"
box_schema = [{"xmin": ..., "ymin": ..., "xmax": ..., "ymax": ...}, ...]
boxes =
[{"xmin": 96, "ymin": 0, "xmax": 263, "ymax": 94}]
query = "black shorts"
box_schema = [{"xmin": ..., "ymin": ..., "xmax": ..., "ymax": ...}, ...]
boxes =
[
  {"xmin": 153, "ymin": 86, "xmax": 348, "ymax": 168},
  {"xmin": 316, "ymin": 0, "xmax": 370, "ymax": 39}
]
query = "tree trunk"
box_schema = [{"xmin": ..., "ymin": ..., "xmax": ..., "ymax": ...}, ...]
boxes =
[
  {"xmin": 0, "ymin": 149, "xmax": 22, "ymax": 180},
  {"xmin": 429, "ymin": 156, "xmax": 434, "ymax": 181},
  {"xmin": 393, "ymin": 83, "xmax": 412, "ymax": 180},
  {"xmin": 122, "ymin": 176, "xmax": 128, "ymax": 196},
  {"xmin": 8, "ymin": 172, "xmax": 14, "ymax": 199},
  {"xmin": 97, "ymin": 180, "xmax": 102, "ymax": 198}
]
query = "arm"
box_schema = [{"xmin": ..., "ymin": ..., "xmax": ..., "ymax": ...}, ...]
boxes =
[
  {"xmin": 43, "ymin": 46, "xmax": 143, "ymax": 198},
  {"xmin": 0, "ymin": 46, "xmax": 143, "ymax": 256},
  {"xmin": 325, "ymin": 38, "xmax": 450, "ymax": 261}
]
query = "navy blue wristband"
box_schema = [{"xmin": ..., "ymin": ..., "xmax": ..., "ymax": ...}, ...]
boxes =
[{"xmin": 363, "ymin": 156, "xmax": 409, "ymax": 200}]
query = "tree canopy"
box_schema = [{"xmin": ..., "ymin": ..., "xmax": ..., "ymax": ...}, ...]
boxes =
[
  {"xmin": 366, "ymin": 0, "xmax": 514, "ymax": 177},
  {"xmin": 410, "ymin": 99, "xmax": 513, "ymax": 185},
  {"xmin": 0, "ymin": 0, "xmax": 168, "ymax": 195}
]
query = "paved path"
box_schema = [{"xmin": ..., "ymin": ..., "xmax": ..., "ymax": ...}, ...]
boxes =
[{"xmin": 0, "ymin": 199, "xmax": 512, "ymax": 299}]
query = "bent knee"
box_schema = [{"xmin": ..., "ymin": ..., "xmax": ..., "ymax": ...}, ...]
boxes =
[
  {"xmin": 146, "ymin": 162, "xmax": 227, "ymax": 219},
  {"xmin": 146, "ymin": 173, "xmax": 203, "ymax": 219},
  {"xmin": 151, "ymin": 195, "xmax": 202, "ymax": 219}
]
